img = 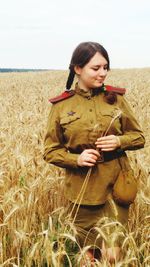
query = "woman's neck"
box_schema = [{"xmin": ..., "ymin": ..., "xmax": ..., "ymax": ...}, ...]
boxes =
[{"xmin": 77, "ymin": 81, "xmax": 90, "ymax": 92}]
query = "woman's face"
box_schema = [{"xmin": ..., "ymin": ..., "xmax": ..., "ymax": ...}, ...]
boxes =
[{"xmin": 75, "ymin": 52, "xmax": 108, "ymax": 91}]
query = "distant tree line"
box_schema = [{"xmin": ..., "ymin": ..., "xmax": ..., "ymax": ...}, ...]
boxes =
[{"xmin": 0, "ymin": 68, "xmax": 50, "ymax": 73}]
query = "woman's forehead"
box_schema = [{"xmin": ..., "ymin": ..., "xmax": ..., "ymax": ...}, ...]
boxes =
[{"xmin": 88, "ymin": 52, "xmax": 108, "ymax": 66}]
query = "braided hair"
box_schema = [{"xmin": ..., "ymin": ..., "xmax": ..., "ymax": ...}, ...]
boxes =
[
  {"xmin": 66, "ymin": 42, "xmax": 116, "ymax": 104},
  {"xmin": 66, "ymin": 69, "xmax": 75, "ymax": 91}
]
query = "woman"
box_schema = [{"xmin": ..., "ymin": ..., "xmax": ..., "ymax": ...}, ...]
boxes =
[{"xmin": 43, "ymin": 42, "xmax": 145, "ymax": 264}]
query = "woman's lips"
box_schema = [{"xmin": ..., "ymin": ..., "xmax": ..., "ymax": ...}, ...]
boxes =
[{"xmin": 96, "ymin": 79, "xmax": 103, "ymax": 83}]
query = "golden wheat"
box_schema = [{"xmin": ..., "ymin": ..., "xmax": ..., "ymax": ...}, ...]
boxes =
[{"xmin": 0, "ymin": 69, "xmax": 150, "ymax": 266}]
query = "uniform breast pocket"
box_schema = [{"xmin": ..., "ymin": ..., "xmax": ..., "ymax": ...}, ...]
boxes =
[
  {"xmin": 99, "ymin": 108, "xmax": 122, "ymax": 135},
  {"xmin": 60, "ymin": 113, "xmax": 81, "ymax": 134}
]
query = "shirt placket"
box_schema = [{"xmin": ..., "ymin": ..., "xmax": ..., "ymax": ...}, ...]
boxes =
[{"xmin": 87, "ymin": 95, "xmax": 100, "ymax": 147}]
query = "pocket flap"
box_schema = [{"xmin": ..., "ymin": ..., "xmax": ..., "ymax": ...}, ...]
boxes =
[
  {"xmin": 60, "ymin": 114, "xmax": 81, "ymax": 125},
  {"xmin": 100, "ymin": 108, "xmax": 121, "ymax": 118}
]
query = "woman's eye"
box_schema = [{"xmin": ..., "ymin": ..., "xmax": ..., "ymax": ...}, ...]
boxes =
[
  {"xmin": 92, "ymin": 66, "xmax": 108, "ymax": 71},
  {"xmin": 92, "ymin": 68, "xmax": 99, "ymax": 71}
]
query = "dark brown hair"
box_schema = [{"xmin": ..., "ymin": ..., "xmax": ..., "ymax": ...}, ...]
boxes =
[{"xmin": 66, "ymin": 41, "xmax": 116, "ymax": 104}]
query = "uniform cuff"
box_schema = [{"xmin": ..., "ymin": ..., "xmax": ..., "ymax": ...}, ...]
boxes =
[
  {"xmin": 66, "ymin": 152, "xmax": 79, "ymax": 168},
  {"xmin": 118, "ymin": 135, "xmax": 132, "ymax": 150}
]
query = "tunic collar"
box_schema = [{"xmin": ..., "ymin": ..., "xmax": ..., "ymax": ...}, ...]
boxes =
[{"xmin": 75, "ymin": 83, "xmax": 105, "ymax": 98}]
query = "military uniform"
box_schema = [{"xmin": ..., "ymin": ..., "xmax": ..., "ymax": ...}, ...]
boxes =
[
  {"xmin": 43, "ymin": 84, "xmax": 145, "ymax": 247},
  {"xmin": 44, "ymin": 84, "xmax": 145, "ymax": 205}
]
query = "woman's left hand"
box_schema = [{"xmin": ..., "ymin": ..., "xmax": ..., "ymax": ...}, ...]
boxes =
[{"xmin": 95, "ymin": 135, "xmax": 121, "ymax": 151}]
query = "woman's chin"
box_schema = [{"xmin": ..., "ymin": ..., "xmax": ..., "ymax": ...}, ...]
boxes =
[{"xmin": 94, "ymin": 82, "xmax": 103, "ymax": 88}]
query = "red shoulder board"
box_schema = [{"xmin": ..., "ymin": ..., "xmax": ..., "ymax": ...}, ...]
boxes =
[
  {"xmin": 105, "ymin": 85, "xmax": 126, "ymax": 95},
  {"xmin": 49, "ymin": 90, "xmax": 75, "ymax": 103}
]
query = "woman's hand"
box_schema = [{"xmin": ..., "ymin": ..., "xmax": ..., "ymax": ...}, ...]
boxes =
[
  {"xmin": 77, "ymin": 149, "xmax": 100, "ymax": 167},
  {"xmin": 95, "ymin": 135, "xmax": 121, "ymax": 151}
]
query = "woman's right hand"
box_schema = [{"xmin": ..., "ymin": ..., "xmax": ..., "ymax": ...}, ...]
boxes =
[{"xmin": 77, "ymin": 149, "xmax": 100, "ymax": 167}]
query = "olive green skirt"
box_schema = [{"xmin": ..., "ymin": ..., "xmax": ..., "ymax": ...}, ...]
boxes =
[{"xmin": 67, "ymin": 200, "xmax": 129, "ymax": 249}]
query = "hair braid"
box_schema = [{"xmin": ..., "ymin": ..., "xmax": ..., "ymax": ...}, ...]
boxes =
[
  {"xmin": 66, "ymin": 69, "xmax": 75, "ymax": 90},
  {"xmin": 104, "ymin": 91, "xmax": 117, "ymax": 104}
]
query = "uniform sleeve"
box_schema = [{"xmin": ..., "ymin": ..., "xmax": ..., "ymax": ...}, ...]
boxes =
[
  {"xmin": 43, "ymin": 104, "xmax": 79, "ymax": 168},
  {"xmin": 118, "ymin": 96, "xmax": 145, "ymax": 150}
]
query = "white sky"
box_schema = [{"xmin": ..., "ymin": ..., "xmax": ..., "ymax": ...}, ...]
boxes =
[{"xmin": 0, "ymin": 0, "xmax": 150, "ymax": 69}]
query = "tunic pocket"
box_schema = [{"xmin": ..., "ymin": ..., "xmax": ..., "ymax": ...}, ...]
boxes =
[
  {"xmin": 100, "ymin": 107, "xmax": 121, "ymax": 118},
  {"xmin": 60, "ymin": 113, "xmax": 81, "ymax": 125},
  {"xmin": 60, "ymin": 113, "xmax": 82, "ymax": 141},
  {"xmin": 99, "ymin": 108, "xmax": 122, "ymax": 135}
]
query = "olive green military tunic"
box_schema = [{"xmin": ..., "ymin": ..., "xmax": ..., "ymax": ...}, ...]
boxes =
[{"xmin": 43, "ymin": 85, "xmax": 145, "ymax": 206}]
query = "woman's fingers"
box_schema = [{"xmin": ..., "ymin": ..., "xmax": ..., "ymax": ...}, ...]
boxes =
[
  {"xmin": 87, "ymin": 157, "xmax": 97, "ymax": 162},
  {"xmin": 77, "ymin": 149, "xmax": 100, "ymax": 167},
  {"xmin": 96, "ymin": 144, "xmax": 117, "ymax": 150},
  {"xmin": 101, "ymin": 147, "xmax": 116, "ymax": 151},
  {"xmin": 96, "ymin": 143, "xmax": 116, "ymax": 147},
  {"xmin": 78, "ymin": 136, "xmax": 121, "ymax": 166},
  {"xmin": 96, "ymin": 135, "xmax": 117, "ymax": 143},
  {"xmin": 86, "ymin": 149, "xmax": 100, "ymax": 157},
  {"xmin": 95, "ymin": 135, "xmax": 121, "ymax": 151},
  {"xmin": 96, "ymin": 135, "xmax": 120, "ymax": 144},
  {"xmin": 81, "ymin": 162, "xmax": 95, "ymax": 167}
]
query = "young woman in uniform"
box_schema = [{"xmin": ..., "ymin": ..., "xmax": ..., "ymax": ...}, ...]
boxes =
[{"xmin": 43, "ymin": 42, "xmax": 145, "ymax": 265}]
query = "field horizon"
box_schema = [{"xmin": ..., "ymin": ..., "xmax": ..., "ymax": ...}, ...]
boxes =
[{"xmin": 0, "ymin": 66, "xmax": 150, "ymax": 73}]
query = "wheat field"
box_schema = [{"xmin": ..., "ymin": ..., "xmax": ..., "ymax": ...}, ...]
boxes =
[{"xmin": 0, "ymin": 69, "xmax": 150, "ymax": 266}]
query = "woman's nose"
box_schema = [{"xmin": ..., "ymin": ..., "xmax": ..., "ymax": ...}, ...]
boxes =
[{"xmin": 99, "ymin": 67, "xmax": 107, "ymax": 76}]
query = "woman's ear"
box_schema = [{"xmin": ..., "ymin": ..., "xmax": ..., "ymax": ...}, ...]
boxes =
[{"xmin": 74, "ymin": 65, "xmax": 82, "ymax": 75}]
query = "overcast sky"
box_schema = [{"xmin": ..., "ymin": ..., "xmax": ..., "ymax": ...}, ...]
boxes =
[{"xmin": 0, "ymin": 0, "xmax": 150, "ymax": 69}]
